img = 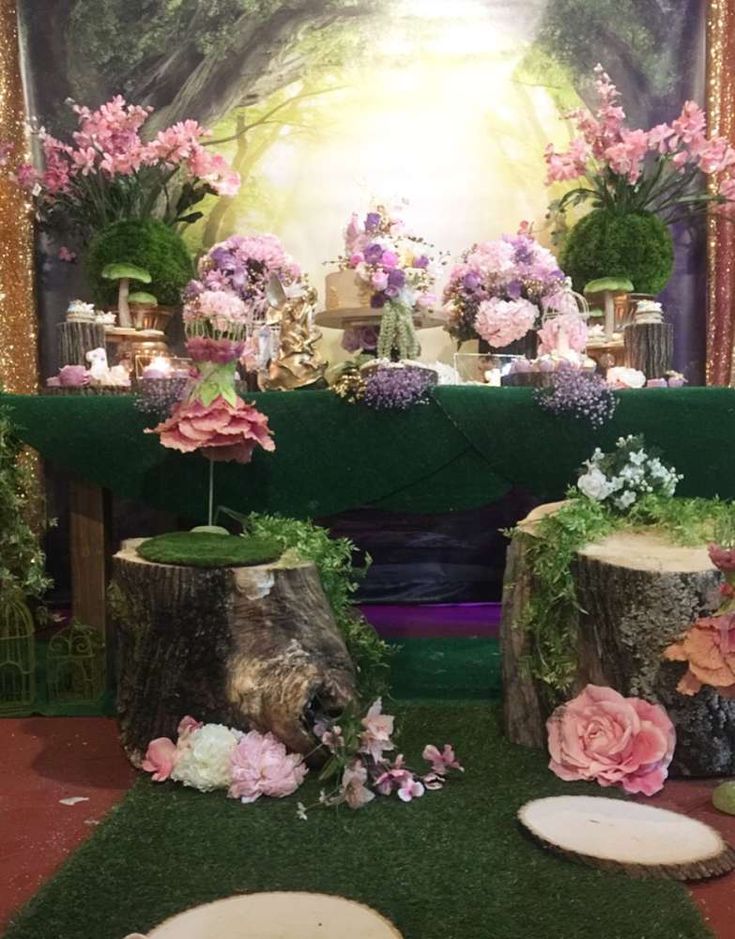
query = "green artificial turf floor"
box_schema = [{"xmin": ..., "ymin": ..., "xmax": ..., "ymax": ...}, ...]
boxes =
[{"xmin": 5, "ymin": 703, "xmax": 711, "ymax": 939}]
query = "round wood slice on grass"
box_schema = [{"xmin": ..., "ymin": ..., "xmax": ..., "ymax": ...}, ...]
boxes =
[
  {"xmin": 125, "ymin": 892, "xmax": 403, "ymax": 939},
  {"xmin": 518, "ymin": 796, "xmax": 735, "ymax": 881}
]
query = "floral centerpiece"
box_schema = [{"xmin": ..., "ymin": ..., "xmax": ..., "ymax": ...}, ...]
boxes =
[
  {"xmin": 2, "ymin": 95, "xmax": 239, "ymax": 246},
  {"xmin": 442, "ymin": 230, "xmax": 566, "ymax": 349},
  {"xmin": 545, "ymin": 65, "xmax": 735, "ymax": 293},
  {"xmin": 338, "ymin": 205, "xmax": 440, "ymax": 360},
  {"xmin": 576, "ymin": 435, "xmax": 681, "ymax": 511}
]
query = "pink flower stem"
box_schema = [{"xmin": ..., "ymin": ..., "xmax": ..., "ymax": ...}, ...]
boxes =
[{"xmin": 208, "ymin": 458, "xmax": 215, "ymax": 526}]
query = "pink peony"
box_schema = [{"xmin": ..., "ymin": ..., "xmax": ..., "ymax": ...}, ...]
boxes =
[
  {"xmin": 177, "ymin": 715, "xmax": 203, "ymax": 738},
  {"xmin": 422, "ymin": 743, "xmax": 464, "ymax": 775},
  {"xmin": 149, "ymin": 396, "xmax": 275, "ymax": 463},
  {"xmin": 474, "ymin": 297, "xmax": 538, "ymax": 348},
  {"xmin": 142, "ymin": 737, "xmax": 178, "ymax": 782},
  {"xmin": 359, "ymin": 698, "xmax": 396, "ymax": 763},
  {"xmin": 228, "ymin": 730, "xmax": 307, "ymax": 803},
  {"xmin": 547, "ymin": 684, "xmax": 675, "ymax": 796},
  {"xmin": 341, "ymin": 761, "xmax": 375, "ymax": 809}
]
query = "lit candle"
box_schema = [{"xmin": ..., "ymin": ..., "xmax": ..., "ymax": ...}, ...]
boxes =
[
  {"xmin": 484, "ymin": 369, "xmax": 501, "ymax": 387},
  {"xmin": 142, "ymin": 355, "xmax": 172, "ymax": 380}
]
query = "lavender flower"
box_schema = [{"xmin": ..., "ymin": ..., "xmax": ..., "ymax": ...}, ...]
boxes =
[
  {"xmin": 535, "ymin": 368, "xmax": 617, "ymax": 428},
  {"xmin": 363, "ymin": 366, "xmax": 434, "ymax": 411},
  {"xmin": 341, "ymin": 325, "xmax": 379, "ymax": 353}
]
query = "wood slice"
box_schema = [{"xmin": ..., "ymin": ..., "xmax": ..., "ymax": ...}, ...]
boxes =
[
  {"xmin": 502, "ymin": 504, "xmax": 732, "ymax": 775},
  {"xmin": 57, "ymin": 320, "xmax": 106, "ymax": 367},
  {"xmin": 624, "ymin": 322, "xmax": 674, "ymax": 378},
  {"xmin": 519, "ymin": 796, "xmax": 735, "ymax": 881},
  {"xmin": 112, "ymin": 540, "xmax": 356, "ymax": 765},
  {"xmin": 127, "ymin": 892, "xmax": 403, "ymax": 939}
]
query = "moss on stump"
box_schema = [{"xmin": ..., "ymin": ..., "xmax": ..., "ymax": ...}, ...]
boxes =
[{"xmin": 136, "ymin": 532, "xmax": 282, "ymax": 568}]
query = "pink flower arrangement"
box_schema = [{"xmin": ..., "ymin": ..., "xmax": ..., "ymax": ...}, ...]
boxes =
[
  {"xmin": 537, "ymin": 311, "xmax": 588, "ymax": 356},
  {"xmin": 547, "ymin": 684, "xmax": 675, "ymax": 796},
  {"xmin": 299, "ymin": 698, "xmax": 463, "ymax": 817},
  {"xmin": 150, "ymin": 396, "xmax": 274, "ymax": 464},
  {"xmin": 141, "ymin": 716, "xmax": 307, "ymax": 802},
  {"xmin": 545, "ymin": 65, "xmax": 735, "ymax": 222},
  {"xmin": 443, "ymin": 231, "xmax": 565, "ymax": 345},
  {"xmin": 229, "ymin": 731, "xmax": 308, "ymax": 803},
  {"xmin": 1, "ymin": 95, "xmax": 240, "ymax": 242}
]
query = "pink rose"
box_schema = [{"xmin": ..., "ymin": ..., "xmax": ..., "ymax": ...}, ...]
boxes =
[
  {"xmin": 348, "ymin": 252, "xmax": 364, "ymax": 268},
  {"xmin": 148, "ymin": 396, "xmax": 275, "ymax": 464},
  {"xmin": 228, "ymin": 730, "xmax": 307, "ymax": 803},
  {"xmin": 547, "ymin": 684, "xmax": 675, "ymax": 796},
  {"xmin": 371, "ymin": 270, "xmax": 389, "ymax": 291},
  {"xmin": 142, "ymin": 737, "xmax": 178, "ymax": 782},
  {"xmin": 381, "ymin": 250, "xmax": 398, "ymax": 268}
]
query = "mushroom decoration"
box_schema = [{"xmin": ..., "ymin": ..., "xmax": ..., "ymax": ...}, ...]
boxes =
[
  {"xmin": 102, "ymin": 263, "xmax": 152, "ymax": 329},
  {"xmin": 583, "ymin": 276, "xmax": 634, "ymax": 341}
]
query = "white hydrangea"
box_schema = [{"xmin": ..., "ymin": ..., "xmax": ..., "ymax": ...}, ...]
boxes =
[
  {"xmin": 615, "ymin": 490, "xmax": 637, "ymax": 510},
  {"xmin": 170, "ymin": 724, "xmax": 238, "ymax": 792}
]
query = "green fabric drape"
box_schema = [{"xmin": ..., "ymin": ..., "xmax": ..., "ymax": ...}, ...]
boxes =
[{"xmin": 3, "ymin": 387, "xmax": 734, "ymax": 521}]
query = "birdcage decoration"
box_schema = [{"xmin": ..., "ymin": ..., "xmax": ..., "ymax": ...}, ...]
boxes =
[
  {"xmin": 538, "ymin": 285, "xmax": 590, "ymax": 357},
  {"xmin": 47, "ymin": 621, "xmax": 106, "ymax": 705},
  {"xmin": 0, "ymin": 594, "xmax": 36, "ymax": 713}
]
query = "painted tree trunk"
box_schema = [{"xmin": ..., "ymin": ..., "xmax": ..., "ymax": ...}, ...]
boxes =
[
  {"xmin": 112, "ymin": 539, "xmax": 356, "ymax": 766},
  {"xmin": 502, "ymin": 505, "xmax": 735, "ymax": 776},
  {"xmin": 624, "ymin": 322, "xmax": 674, "ymax": 378},
  {"xmin": 57, "ymin": 321, "xmax": 106, "ymax": 367}
]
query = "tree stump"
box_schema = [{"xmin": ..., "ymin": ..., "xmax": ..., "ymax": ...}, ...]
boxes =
[
  {"xmin": 57, "ymin": 321, "xmax": 106, "ymax": 367},
  {"xmin": 502, "ymin": 504, "xmax": 735, "ymax": 776},
  {"xmin": 112, "ymin": 539, "xmax": 356, "ymax": 766},
  {"xmin": 624, "ymin": 322, "xmax": 673, "ymax": 378}
]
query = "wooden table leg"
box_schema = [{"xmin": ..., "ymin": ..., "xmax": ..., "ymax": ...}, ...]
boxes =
[{"xmin": 69, "ymin": 478, "xmax": 110, "ymax": 637}]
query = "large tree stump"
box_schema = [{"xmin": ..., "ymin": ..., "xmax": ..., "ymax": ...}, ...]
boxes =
[
  {"xmin": 624, "ymin": 321, "xmax": 673, "ymax": 378},
  {"xmin": 57, "ymin": 320, "xmax": 106, "ymax": 367},
  {"xmin": 112, "ymin": 539, "xmax": 356, "ymax": 765},
  {"xmin": 502, "ymin": 505, "xmax": 735, "ymax": 776}
]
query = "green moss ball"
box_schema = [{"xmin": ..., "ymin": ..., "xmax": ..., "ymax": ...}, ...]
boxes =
[
  {"xmin": 86, "ymin": 218, "xmax": 194, "ymax": 308},
  {"xmin": 561, "ymin": 209, "xmax": 674, "ymax": 294},
  {"xmin": 137, "ymin": 532, "xmax": 283, "ymax": 568}
]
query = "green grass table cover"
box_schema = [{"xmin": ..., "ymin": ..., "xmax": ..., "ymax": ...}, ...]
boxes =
[{"xmin": 2, "ymin": 387, "xmax": 734, "ymax": 520}]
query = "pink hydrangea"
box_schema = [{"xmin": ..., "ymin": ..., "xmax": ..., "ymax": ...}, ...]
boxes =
[
  {"xmin": 547, "ymin": 684, "xmax": 675, "ymax": 796},
  {"xmin": 228, "ymin": 730, "xmax": 307, "ymax": 804},
  {"xmin": 474, "ymin": 297, "xmax": 538, "ymax": 348},
  {"xmin": 537, "ymin": 312, "xmax": 588, "ymax": 355}
]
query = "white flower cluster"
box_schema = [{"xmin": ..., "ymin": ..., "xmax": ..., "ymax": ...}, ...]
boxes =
[
  {"xmin": 170, "ymin": 723, "xmax": 240, "ymax": 792},
  {"xmin": 577, "ymin": 436, "xmax": 682, "ymax": 511}
]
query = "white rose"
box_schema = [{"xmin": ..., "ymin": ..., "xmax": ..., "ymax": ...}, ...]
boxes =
[
  {"xmin": 577, "ymin": 467, "xmax": 612, "ymax": 501},
  {"xmin": 171, "ymin": 724, "xmax": 238, "ymax": 792}
]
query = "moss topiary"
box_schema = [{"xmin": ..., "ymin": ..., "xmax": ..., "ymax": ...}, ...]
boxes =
[
  {"xmin": 86, "ymin": 218, "xmax": 194, "ymax": 308},
  {"xmin": 137, "ymin": 532, "xmax": 282, "ymax": 568},
  {"xmin": 561, "ymin": 209, "xmax": 674, "ymax": 294}
]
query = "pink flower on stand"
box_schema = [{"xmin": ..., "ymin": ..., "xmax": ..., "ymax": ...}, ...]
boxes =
[
  {"xmin": 142, "ymin": 737, "xmax": 178, "ymax": 782},
  {"xmin": 547, "ymin": 684, "xmax": 675, "ymax": 796},
  {"xmin": 149, "ymin": 396, "xmax": 275, "ymax": 464}
]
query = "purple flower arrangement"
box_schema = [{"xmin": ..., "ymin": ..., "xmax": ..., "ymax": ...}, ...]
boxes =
[
  {"xmin": 362, "ymin": 365, "xmax": 435, "ymax": 411},
  {"xmin": 535, "ymin": 367, "xmax": 617, "ymax": 428},
  {"xmin": 342, "ymin": 324, "xmax": 380, "ymax": 354},
  {"xmin": 339, "ymin": 205, "xmax": 439, "ymax": 313},
  {"xmin": 443, "ymin": 231, "xmax": 566, "ymax": 345},
  {"xmin": 185, "ymin": 233, "xmax": 304, "ymax": 325}
]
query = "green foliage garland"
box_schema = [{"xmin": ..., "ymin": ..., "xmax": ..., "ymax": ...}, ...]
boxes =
[
  {"xmin": 86, "ymin": 218, "xmax": 194, "ymax": 307},
  {"xmin": 561, "ymin": 209, "xmax": 674, "ymax": 294},
  {"xmin": 244, "ymin": 513, "xmax": 393, "ymax": 702},
  {"xmin": 517, "ymin": 493, "xmax": 730, "ymax": 701},
  {"xmin": 0, "ymin": 409, "xmax": 51, "ymax": 606},
  {"xmin": 377, "ymin": 301, "xmax": 421, "ymax": 361}
]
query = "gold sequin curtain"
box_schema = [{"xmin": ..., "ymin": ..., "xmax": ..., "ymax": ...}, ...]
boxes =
[
  {"xmin": 0, "ymin": 0, "xmax": 36, "ymax": 393},
  {"xmin": 707, "ymin": 0, "xmax": 735, "ymax": 385}
]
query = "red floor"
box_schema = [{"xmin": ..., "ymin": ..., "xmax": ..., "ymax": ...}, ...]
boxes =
[{"xmin": 1, "ymin": 718, "xmax": 734, "ymax": 937}]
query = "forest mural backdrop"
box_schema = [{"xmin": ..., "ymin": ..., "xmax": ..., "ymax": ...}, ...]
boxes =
[{"xmin": 19, "ymin": 0, "xmax": 705, "ymax": 375}]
